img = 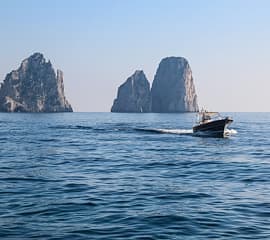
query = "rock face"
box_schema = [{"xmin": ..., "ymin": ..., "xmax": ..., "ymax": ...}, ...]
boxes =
[
  {"xmin": 111, "ymin": 56, "xmax": 199, "ymax": 113},
  {"xmin": 111, "ymin": 70, "xmax": 151, "ymax": 112},
  {"xmin": 151, "ymin": 57, "xmax": 198, "ymax": 112},
  {"xmin": 0, "ymin": 53, "xmax": 73, "ymax": 112}
]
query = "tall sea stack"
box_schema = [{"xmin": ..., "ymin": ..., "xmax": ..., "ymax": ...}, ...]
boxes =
[
  {"xmin": 111, "ymin": 70, "xmax": 151, "ymax": 112},
  {"xmin": 0, "ymin": 53, "xmax": 73, "ymax": 112},
  {"xmin": 111, "ymin": 56, "xmax": 199, "ymax": 113},
  {"xmin": 151, "ymin": 57, "xmax": 199, "ymax": 112}
]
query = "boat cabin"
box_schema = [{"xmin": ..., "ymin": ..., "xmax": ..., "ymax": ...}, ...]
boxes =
[{"xmin": 197, "ymin": 111, "xmax": 221, "ymax": 124}]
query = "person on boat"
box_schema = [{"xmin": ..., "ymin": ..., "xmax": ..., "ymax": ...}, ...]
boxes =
[{"xmin": 201, "ymin": 110, "xmax": 211, "ymax": 123}]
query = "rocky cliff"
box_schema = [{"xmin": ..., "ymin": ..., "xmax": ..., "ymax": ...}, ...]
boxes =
[
  {"xmin": 0, "ymin": 53, "xmax": 73, "ymax": 112},
  {"xmin": 111, "ymin": 70, "xmax": 151, "ymax": 112},
  {"xmin": 151, "ymin": 57, "xmax": 199, "ymax": 112}
]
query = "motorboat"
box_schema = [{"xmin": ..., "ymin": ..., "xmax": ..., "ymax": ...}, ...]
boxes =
[{"xmin": 193, "ymin": 110, "xmax": 233, "ymax": 137}]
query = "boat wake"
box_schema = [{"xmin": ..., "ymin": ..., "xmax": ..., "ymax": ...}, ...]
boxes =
[
  {"xmin": 136, "ymin": 128, "xmax": 193, "ymax": 135},
  {"xmin": 225, "ymin": 128, "xmax": 238, "ymax": 135},
  {"xmin": 136, "ymin": 128, "xmax": 238, "ymax": 137}
]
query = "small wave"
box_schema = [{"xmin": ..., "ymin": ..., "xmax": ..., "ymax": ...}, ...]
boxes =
[
  {"xmin": 75, "ymin": 125, "xmax": 93, "ymax": 130},
  {"xmin": 49, "ymin": 125, "xmax": 93, "ymax": 130},
  {"xmin": 0, "ymin": 177, "xmax": 58, "ymax": 182},
  {"xmin": 136, "ymin": 128, "xmax": 193, "ymax": 135}
]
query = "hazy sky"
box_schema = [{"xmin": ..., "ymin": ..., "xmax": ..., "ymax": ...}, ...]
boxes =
[{"xmin": 0, "ymin": 0, "xmax": 269, "ymax": 112}]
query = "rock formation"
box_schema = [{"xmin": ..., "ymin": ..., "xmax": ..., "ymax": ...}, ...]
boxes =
[
  {"xmin": 0, "ymin": 52, "xmax": 73, "ymax": 112},
  {"xmin": 151, "ymin": 57, "xmax": 199, "ymax": 112},
  {"xmin": 111, "ymin": 70, "xmax": 151, "ymax": 112}
]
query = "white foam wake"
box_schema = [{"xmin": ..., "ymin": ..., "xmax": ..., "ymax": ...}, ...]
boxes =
[
  {"xmin": 154, "ymin": 129, "xmax": 193, "ymax": 134},
  {"xmin": 137, "ymin": 128, "xmax": 237, "ymax": 137},
  {"xmin": 224, "ymin": 128, "xmax": 238, "ymax": 135}
]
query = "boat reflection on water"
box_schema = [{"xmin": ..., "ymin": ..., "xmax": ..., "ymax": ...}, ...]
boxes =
[{"xmin": 193, "ymin": 110, "xmax": 233, "ymax": 138}]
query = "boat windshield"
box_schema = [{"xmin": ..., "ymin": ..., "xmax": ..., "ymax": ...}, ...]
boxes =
[{"xmin": 197, "ymin": 111, "xmax": 221, "ymax": 124}]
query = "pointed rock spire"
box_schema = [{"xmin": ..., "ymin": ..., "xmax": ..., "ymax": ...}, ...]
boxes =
[
  {"xmin": 111, "ymin": 70, "xmax": 151, "ymax": 112},
  {"xmin": 0, "ymin": 52, "xmax": 73, "ymax": 112},
  {"xmin": 151, "ymin": 56, "xmax": 199, "ymax": 112}
]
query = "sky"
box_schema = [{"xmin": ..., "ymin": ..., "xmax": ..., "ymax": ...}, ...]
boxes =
[{"xmin": 0, "ymin": 0, "xmax": 269, "ymax": 112}]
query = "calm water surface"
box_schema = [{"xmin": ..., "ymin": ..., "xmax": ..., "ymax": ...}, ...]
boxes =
[{"xmin": 0, "ymin": 112, "xmax": 269, "ymax": 239}]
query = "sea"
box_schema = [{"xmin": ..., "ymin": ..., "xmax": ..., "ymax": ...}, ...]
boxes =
[{"xmin": 0, "ymin": 112, "xmax": 269, "ymax": 239}]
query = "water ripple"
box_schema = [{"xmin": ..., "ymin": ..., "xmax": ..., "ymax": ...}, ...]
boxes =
[{"xmin": 0, "ymin": 112, "xmax": 269, "ymax": 239}]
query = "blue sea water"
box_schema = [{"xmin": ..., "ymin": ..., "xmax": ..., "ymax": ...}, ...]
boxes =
[{"xmin": 0, "ymin": 112, "xmax": 269, "ymax": 239}]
